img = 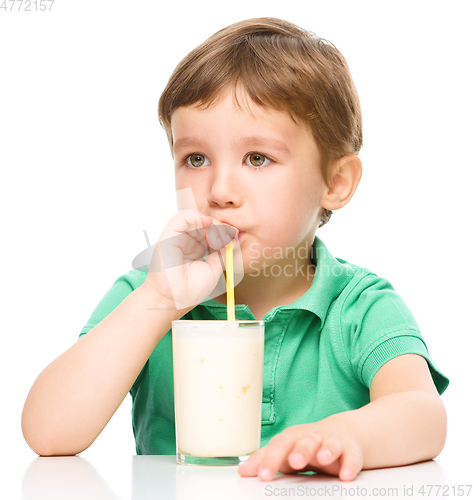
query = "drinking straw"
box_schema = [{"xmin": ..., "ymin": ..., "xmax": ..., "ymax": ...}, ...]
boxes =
[{"xmin": 226, "ymin": 240, "xmax": 235, "ymax": 321}]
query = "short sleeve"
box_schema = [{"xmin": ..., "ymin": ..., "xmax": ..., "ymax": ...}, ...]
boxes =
[
  {"xmin": 79, "ymin": 268, "xmax": 148, "ymax": 339},
  {"xmin": 341, "ymin": 274, "xmax": 449, "ymax": 395}
]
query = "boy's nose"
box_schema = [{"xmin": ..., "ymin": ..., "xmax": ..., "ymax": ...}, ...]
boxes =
[{"xmin": 208, "ymin": 165, "xmax": 243, "ymax": 207}]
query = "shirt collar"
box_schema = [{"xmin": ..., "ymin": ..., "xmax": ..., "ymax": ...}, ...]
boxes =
[
  {"xmin": 201, "ymin": 236, "xmax": 355, "ymax": 325},
  {"xmin": 281, "ymin": 236, "xmax": 355, "ymax": 324}
]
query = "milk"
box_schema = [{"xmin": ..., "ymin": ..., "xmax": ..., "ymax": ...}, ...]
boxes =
[{"xmin": 172, "ymin": 321, "xmax": 264, "ymax": 459}]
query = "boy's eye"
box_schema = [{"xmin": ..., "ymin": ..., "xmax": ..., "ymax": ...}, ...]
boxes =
[
  {"xmin": 245, "ymin": 153, "xmax": 271, "ymax": 168},
  {"xmin": 186, "ymin": 154, "xmax": 209, "ymax": 168}
]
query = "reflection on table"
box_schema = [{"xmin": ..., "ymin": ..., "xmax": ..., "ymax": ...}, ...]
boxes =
[{"xmin": 22, "ymin": 455, "xmax": 446, "ymax": 500}]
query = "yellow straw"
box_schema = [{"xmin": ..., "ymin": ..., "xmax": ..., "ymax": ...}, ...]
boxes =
[{"xmin": 226, "ymin": 240, "xmax": 235, "ymax": 321}]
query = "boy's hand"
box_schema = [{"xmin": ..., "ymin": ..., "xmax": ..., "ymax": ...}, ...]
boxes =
[
  {"xmin": 238, "ymin": 420, "xmax": 364, "ymax": 482},
  {"xmin": 142, "ymin": 210, "xmax": 237, "ymax": 312}
]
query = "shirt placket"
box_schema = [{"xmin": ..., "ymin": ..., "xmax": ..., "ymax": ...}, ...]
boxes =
[{"xmin": 261, "ymin": 311, "xmax": 292, "ymax": 426}]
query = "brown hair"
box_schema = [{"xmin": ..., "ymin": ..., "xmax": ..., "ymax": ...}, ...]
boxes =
[{"xmin": 158, "ymin": 17, "xmax": 362, "ymax": 227}]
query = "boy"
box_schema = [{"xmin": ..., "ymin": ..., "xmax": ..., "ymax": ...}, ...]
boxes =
[{"xmin": 22, "ymin": 17, "xmax": 448, "ymax": 482}]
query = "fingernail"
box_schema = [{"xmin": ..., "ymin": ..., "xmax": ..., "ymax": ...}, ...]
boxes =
[
  {"xmin": 291, "ymin": 452, "xmax": 305, "ymax": 466},
  {"xmin": 223, "ymin": 233, "xmax": 231, "ymax": 243},
  {"xmin": 341, "ymin": 469, "xmax": 353, "ymax": 480},
  {"xmin": 319, "ymin": 450, "xmax": 333, "ymax": 462},
  {"xmin": 259, "ymin": 468, "xmax": 273, "ymax": 481},
  {"xmin": 217, "ymin": 237, "xmax": 222, "ymax": 245}
]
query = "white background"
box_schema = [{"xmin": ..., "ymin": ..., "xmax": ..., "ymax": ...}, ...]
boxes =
[{"xmin": 1, "ymin": 0, "xmax": 473, "ymax": 497}]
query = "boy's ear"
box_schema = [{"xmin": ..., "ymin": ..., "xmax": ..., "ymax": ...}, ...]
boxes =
[{"xmin": 320, "ymin": 154, "xmax": 362, "ymax": 211}]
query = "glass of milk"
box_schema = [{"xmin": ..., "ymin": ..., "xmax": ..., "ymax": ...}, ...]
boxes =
[{"xmin": 172, "ymin": 320, "xmax": 265, "ymax": 466}]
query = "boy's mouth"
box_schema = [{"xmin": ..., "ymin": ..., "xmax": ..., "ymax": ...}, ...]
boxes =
[
  {"xmin": 219, "ymin": 221, "xmax": 241, "ymax": 234},
  {"xmin": 215, "ymin": 220, "xmax": 246, "ymax": 241}
]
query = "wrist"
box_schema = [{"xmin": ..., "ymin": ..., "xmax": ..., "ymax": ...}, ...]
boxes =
[
  {"xmin": 318, "ymin": 410, "xmax": 369, "ymax": 463},
  {"xmin": 136, "ymin": 282, "xmax": 193, "ymax": 321}
]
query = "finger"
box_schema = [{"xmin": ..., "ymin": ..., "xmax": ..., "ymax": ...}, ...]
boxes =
[
  {"xmin": 237, "ymin": 447, "xmax": 266, "ymax": 477},
  {"xmin": 214, "ymin": 223, "xmax": 231, "ymax": 242},
  {"xmin": 194, "ymin": 213, "xmax": 217, "ymax": 241},
  {"xmin": 214, "ymin": 224, "xmax": 236, "ymax": 247},
  {"xmin": 338, "ymin": 447, "xmax": 363, "ymax": 481},
  {"xmin": 288, "ymin": 433, "xmax": 323, "ymax": 470},
  {"xmin": 201, "ymin": 213, "xmax": 214, "ymax": 226},
  {"xmin": 201, "ymin": 220, "xmax": 238, "ymax": 250},
  {"xmin": 155, "ymin": 214, "xmax": 206, "ymax": 268},
  {"xmin": 191, "ymin": 214, "xmax": 213, "ymax": 248},
  {"xmin": 316, "ymin": 438, "xmax": 343, "ymax": 466},
  {"xmin": 255, "ymin": 433, "xmax": 297, "ymax": 481},
  {"xmin": 183, "ymin": 212, "xmax": 210, "ymax": 242},
  {"xmin": 157, "ymin": 212, "xmax": 203, "ymax": 256},
  {"xmin": 222, "ymin": 224, "xmax": 238, "ymax": 242},
  {"xmin": 211, "ymin": 221, "xmax": 237, "ymax": 244},
  {"xmin": 204, "ymin": 247, "xmax": 227, "ymax": 277},
  {"xmin": 204, "ymin": 224, "xmax": 226, "ymax": 249},
  {"xmin": 170, "ymin": 209, "xmax": 204, "ymax": 233}
]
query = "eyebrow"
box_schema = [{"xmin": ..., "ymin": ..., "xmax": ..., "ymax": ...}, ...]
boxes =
[
  {"xmin": 239, "ymin": 136, "xmax": 290, "ymax": 154},
  {"xmin": 172, "ymin": 136, "xmax": 291, "ymax": 155},
  {"xmin": 173, "ymin": 137, "xmax": 206, "ymax": 154}
]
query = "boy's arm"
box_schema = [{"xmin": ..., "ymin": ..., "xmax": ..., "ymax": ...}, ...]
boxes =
[
  {"xmin": 21, "ymin": 211, "xmax": 235, "ymax": 457},
  {"xmin": 21, "ymin": 284, "xmax": 183, "ymax": 457},
  {"xmin": 238, "ymin": 354, "xmax": 447, "ymax": 481}
]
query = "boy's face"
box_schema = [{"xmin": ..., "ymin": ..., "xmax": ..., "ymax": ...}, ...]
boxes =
[{"xmin": 170, "ymin": 89, "xmax": 327, "ymax": 272}]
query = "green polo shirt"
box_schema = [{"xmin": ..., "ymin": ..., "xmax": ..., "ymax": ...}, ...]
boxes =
[{"xmin": 79, "ymin": 237, "xmax": 448, "ymax": 454}]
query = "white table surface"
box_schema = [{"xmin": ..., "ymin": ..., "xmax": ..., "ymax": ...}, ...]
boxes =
[{"xmin": 13, "ymin": 452, "xmax": 473, "ymax": 500}]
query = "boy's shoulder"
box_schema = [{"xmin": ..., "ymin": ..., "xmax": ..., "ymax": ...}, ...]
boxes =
[
  {"xmin": 311, "ymin": 237, "xmax": 399, "ymax": 312},
  {"xmin": 305, "ymin": 237, "xmax": 429, "ymax": 353},
  {"xmin": 334, "ymin": 255, "xmax": 397, "ymax": 301}
]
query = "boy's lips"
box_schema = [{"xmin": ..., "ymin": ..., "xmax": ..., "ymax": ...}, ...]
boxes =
[
  {"xmin": 211, "ymin": 219, "xmax": 246, "ymax": 240},
  {"xmin": 218, "ymin": 221, "xmax": 243, "ymax": 234}
]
